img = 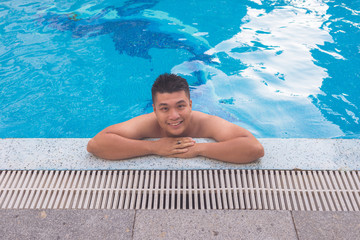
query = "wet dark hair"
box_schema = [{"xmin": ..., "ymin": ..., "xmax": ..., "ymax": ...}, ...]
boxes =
[{"xmin": 151, "ymin": 73, "xmax": 190, "ymax": 103}]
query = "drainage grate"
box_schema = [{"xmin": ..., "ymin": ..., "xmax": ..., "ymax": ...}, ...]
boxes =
[{"xmin": 0, "ymin": 170, "xmax": 359, "ymax": 211}]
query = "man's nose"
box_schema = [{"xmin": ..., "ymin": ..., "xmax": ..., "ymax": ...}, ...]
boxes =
[{"xmin": 168, "ymin": 108, "xmax": 180, "ymax": 119}]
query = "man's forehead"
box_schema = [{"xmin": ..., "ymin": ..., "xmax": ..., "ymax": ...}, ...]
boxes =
[{"xmin": 154, "ymin": 91, "xmax": 190, "ymax": 104}]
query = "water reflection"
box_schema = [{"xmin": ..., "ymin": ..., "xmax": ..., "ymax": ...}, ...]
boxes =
[
  {"xmin": 1, "ymin": 0, "xmax": 359, "ymax": 138},
  {"xmin": 179, "ymin": 0, "xmax": 352, "ymax": 137},
  {"xmin": 310, "ymin": 1, "xmax": 360, "ymax": 138}
]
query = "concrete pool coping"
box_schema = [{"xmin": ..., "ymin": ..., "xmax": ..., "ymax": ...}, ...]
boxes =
[{"xmin": 1, "ymin": 138, "xmax": 359, "ymax": 171}]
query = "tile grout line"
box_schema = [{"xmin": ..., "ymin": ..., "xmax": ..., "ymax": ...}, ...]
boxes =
[
  {"xmin": 131, "ymin": 210, "xmax": 137, "ymax": 240},
  {"xmin": 290, "ymin": 211, "xmax": 300, "ymax": 240}
]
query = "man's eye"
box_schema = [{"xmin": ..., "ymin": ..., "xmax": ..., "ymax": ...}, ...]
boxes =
[
  {"xmin": 161, "ymin": 107, "xmax": 168, "ymax": 111},
  {"xmin": 178, "ymin": 105, "xmax": 185, "ymax": 109}
]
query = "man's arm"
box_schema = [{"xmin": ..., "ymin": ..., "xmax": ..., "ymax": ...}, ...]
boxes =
[
  {"xmin": 87, "ymin": 113, "xmax": 195, "ymax": 160},
  {"xmin": 196, "ymin": 137, "xmax": 264, "ymax": 163},
  {"xmin": 174, "ymin": 115, "xmax": 264, "ymax": 163}
]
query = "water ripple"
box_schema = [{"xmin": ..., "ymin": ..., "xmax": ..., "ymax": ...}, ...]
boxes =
[{"xmin": 0, "ymin": 0, "xmax": 359, "ymax": 138}]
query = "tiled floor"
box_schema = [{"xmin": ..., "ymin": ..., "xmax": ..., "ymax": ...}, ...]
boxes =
[{"xmin": 1, "ymin": 209, "xmax": 360, "ymax": 239}]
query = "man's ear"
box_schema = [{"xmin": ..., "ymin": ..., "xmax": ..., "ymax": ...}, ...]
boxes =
[
  {"xmin": 152, "ymin": 104, "xmax": 156, "ymax": 112},
  {"xmin": 190, "ymin": 100, "xmax": 192, "ymax": 108}
]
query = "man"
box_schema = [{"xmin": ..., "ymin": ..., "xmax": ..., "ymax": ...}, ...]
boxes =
[{"xmin": 87, "ymin": 73, "xmax": 264, "ymax": 163}]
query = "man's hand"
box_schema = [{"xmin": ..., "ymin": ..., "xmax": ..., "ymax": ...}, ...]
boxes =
[
  {"xmin": 172, "ymin": 143, "xmax": 202, "ymax": 158},
  {"xmin": 152, "ymin": 137, "xmax": 196, "ymax": 157}
]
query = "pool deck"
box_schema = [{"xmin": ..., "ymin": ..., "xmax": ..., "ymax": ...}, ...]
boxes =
[
  {"xmin": 1, "ymin": 138, "xmax": 360, "ymax": 239},
  {"xmin": 1, "ymin": 209, "xmax": 360, "ymax": 239},
  {"xmin": 1, "ymin": 138, "xmax": 360, "ymax": 170}
]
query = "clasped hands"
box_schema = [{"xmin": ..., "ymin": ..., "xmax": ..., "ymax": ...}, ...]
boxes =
[{"xmin": 153, "ymin": 137, "xmax": 200, "ymax": 158}]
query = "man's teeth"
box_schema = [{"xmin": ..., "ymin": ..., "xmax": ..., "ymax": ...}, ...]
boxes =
[{"xmin": 169, "ymin": 121, "xmax": 182, "ymax": 126}]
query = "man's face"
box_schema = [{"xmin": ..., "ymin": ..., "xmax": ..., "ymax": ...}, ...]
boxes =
[{"xmin": 153, "ymin": 90, "xmax": 192, "ymax": 137}]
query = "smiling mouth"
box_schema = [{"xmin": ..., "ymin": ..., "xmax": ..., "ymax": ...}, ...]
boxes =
[{"xmin": 168, "ymin": 121, "xmax": 183, "ymax": 126}]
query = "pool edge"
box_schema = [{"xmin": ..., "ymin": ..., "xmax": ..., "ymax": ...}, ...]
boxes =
[{"xmin": 1, "ymin": 138, "xmax": 359, "ymax": 171}]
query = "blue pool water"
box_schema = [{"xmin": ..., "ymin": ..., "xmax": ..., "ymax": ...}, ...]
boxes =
[{"xmin": 0, "ymin": 0, "xmax": 359, "ymax": 138}]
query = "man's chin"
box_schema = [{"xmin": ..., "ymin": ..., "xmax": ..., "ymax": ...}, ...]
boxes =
[{"xmin": 165, "ymin": 128, "xmax": 185, "ymax": 137}]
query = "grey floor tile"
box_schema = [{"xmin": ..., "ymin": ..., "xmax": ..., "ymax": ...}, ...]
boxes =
[
  {"xmin": 293, "ymin": 211, "xmax": 360, "ymax": 240},
  {"xmin": 0, "ymin": 209, "xmax": 135, "ymax": 240},
  {"xmin": 133, "ymin": 210, "xmax": 297, "ymax": 240}
]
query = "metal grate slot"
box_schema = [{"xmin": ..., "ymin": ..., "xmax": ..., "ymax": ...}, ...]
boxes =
[{"xmin": 0, "ymin": 170, "xmax": 359, "ymax": 211}]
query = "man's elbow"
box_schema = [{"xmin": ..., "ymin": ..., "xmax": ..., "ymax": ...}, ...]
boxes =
[
  {"xmin": 244, "ymin": 141, "xmax": 264, "ymax": 163},
  {"xmin": 252, "ymin": 142, "xmax": 264, "ymax": 160},
  {"xmin": 87, "ymin": 138, "xmax": 121, "ymax": 160},
  {"xmin": 87, "ymin": 139, "xmax": 99, "ymax": 156}
]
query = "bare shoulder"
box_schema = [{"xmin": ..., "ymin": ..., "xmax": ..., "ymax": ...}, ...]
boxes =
[
  {"xmin": 98, "ymin": 113, "xmax": 161, "ymax": 139},
  {"xmin": 192, "ymin": 111, "xmax": 253, "ymax": 141}
]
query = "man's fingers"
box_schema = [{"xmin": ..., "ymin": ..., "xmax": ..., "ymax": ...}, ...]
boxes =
[
  {"xmin": 174, "ymin": 138, "xmax": 195, "ymax": 148},
  {"xmin": 175, "ymin": 137, "xmax": 194, "ymax": 144},
  {"xmin": 172, "ymin": 148, "xmax": 189, "ymax": 154},
  {"xmin": 175, "ymin": 142, "xmax": 194, "ymax": 149}
]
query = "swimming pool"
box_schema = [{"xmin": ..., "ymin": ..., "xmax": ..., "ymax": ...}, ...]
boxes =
[{"xmin": 1, "ymin": 0, "xmax": 359, "ymax": 138}]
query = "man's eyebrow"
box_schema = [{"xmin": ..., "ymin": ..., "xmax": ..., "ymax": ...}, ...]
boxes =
[
  {"xmin": 158, "ymin": 103, "xmax": 168, "ymax": 106},
  {"xmin": 157, "ymin": 100, "xmax": 186, "ymax": 106}
]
